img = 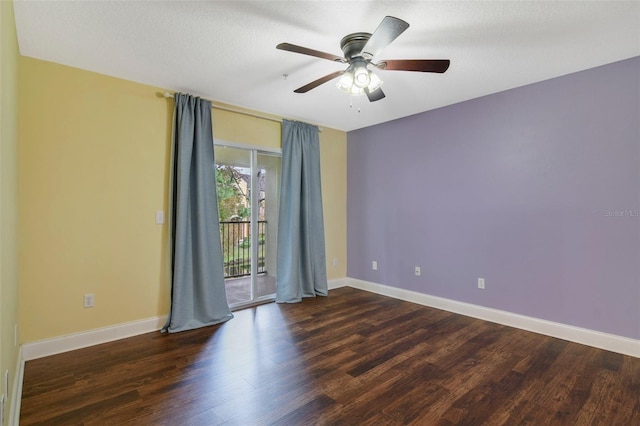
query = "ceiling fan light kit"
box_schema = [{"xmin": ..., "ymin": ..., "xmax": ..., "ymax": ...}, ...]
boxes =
[
  {"xmin": 277, "ymin": 16, "xmax": 450, "ymax": 103},
  {"xmin": 336, "ymin": 63, "xmax": 383, "ymax": 96}
]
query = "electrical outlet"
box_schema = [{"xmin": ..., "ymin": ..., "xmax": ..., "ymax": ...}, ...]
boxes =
[
  {"xmin": 478, "ymin": 278, "xmax": 485, "ymax": 289},
  {"xmin": 333, "ymin": 258, "xmax": 338, "ymax": 267},
  {"xmin": 372, "ymin": 260, "xmax": 378, "ymax": 270},
  {"xmin": 84, "ymin": 293, "xmax": 95, "ymax": 308},
  {"xmin": 415, "ymin": 266, "xmax": 421, "ymax": 276}
]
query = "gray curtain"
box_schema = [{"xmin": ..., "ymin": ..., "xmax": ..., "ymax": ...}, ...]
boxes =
[
  {"xmin": 276, "ymin": 120, "xmax": 328, "ymax": 303},
  {"xmin": 162, "ymin": 93, "xmax": 233, "ymax": 332}
]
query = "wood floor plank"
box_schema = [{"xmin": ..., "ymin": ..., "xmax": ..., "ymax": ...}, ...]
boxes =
[{"xmin": 20, "ymin": 288, "xmax": 640, "ymax": 425}]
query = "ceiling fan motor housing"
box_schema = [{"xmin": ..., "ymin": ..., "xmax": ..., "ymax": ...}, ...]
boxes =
[{"xmin": 340, "ymin": 32, "xmax": 372, "ymax": 61}]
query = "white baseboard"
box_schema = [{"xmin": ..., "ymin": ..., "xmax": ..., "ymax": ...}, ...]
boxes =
[
  {"xmin": 328, "ymin": 277, "xmax": 348, "ymax": 290},
  {"xmin": 22, "ymin": 315, "xmax": 168, "ymax": 361},
  {"xmin": 9, "ymin": 346, "xmax": 24, "ymax": 426},
  {"xmin": 18, "ymin": 278, "xmax": 639, "ymax": 361},
  {"xmin": 345, "ymin": 278, "xmax": 640, "ymax": 358},
  {"xmin": 18, "ymin": 282, "xmax": 351, "ymax": 362}
]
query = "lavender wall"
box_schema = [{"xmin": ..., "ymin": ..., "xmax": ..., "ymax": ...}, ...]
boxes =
[{"xmin": 347, "ymin": 57, "xmax": 640, "ymax": 339}]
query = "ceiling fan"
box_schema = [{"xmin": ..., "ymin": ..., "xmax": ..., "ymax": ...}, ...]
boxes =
[{"xmin": 277, "ymin": 16, "xmax": 450, "ymax": 102}]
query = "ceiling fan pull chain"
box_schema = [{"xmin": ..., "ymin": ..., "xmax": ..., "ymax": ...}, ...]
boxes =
[{"xmin": 351, "ymin": 95, "xmax": 361, "ymax": 113}]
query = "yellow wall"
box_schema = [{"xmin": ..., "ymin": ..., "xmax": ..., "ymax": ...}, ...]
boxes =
[
  {"xmin": 19, "ymin": 58, "xmax": 172, "ymax": 342},
  {"xmin": 318, "ymin": 127, "xmax": 347, "ymax": 277},
  {"xmin": 1, "ymin": 0, "xmax": 20, "ymax": 422},
  {"xmin": 19, "ymin": 57, "xmax": 347, "ymax": 343}
]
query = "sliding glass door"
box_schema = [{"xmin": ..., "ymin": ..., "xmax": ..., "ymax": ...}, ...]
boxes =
[{"xmin": 214, "ymin": 144, "xmax": 281, "ymax": 307}]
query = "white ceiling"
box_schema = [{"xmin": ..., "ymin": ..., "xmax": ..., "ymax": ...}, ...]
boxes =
[{"xmin": 13, "ymin": 1, "xmax": 640, "ymax": 132}]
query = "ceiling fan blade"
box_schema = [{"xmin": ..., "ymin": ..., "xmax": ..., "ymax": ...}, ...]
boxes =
[
  {"xmin": 277, "ymin": 43, "xmax": 346, "ymax": 63},
  {"xmin": 294, "ymin": 70, "xmax": 345, "ymax": 93},
  {"xmin": 361, "ymin": 16, "xmax": 409, "ymax": 59},
  {"xmin": 376, "ymin": 59, "xmax": 450, "ymax": 73},
  {"xmin": 365, "ymin": 87, "xmax": 386, "ymax": 102}
]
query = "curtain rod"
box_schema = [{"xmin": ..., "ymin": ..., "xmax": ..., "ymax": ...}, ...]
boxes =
[
  {"xmin": 162, "ymin": 92, "xmax": 323, "ymax": 132},
  {"xmin": 163, "ymin": 91, "xmax": 286, "ymax": 123}
]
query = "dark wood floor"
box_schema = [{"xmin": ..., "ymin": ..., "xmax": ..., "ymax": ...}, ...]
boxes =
[{"xmin": 21, "ymin": 287, "xmax": 640, "ymax": 425}]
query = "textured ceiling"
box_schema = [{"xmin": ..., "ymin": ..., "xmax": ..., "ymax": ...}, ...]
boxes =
[{"xmin": 13, "ymin": 1, "xmax": 640, "ymax": 132}]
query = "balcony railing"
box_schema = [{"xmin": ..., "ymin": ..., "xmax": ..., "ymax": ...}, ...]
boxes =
[{"xmin": 220, "ymin": 220, "xmax": 266, "ymax": 278}]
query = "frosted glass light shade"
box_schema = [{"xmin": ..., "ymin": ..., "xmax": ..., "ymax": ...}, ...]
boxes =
[
  {"xmin": 336, "ymin": 72, "xmax": 354, "ymax": 93},
  {"xmin": 336, "ymin": 66, "xmax": 383, "ymax": 96},
  {"xmin": 367, "ymin": 72, "xmax": 383, "ymax": 92},
  {"xmin": 353, "ymin": 65, "xmax": 370, "ymax": 88}
]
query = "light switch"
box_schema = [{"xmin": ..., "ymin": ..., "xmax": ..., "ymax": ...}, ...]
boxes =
[{"xmin": 155, "ymin": 210, "xmax": 165, "ymax": 224}]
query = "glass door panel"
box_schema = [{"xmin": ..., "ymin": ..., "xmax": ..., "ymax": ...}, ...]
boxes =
[
  {"xmin": 215, "ymin": 146, "xmax": 253, "ymax": 306},
  {"xmin": 214, "ymin": 145, "xmax": 280, "ymax": 307},
  {"xmin": 255, "ymin": 152, "xmax": 280, "ymax": 299}
]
